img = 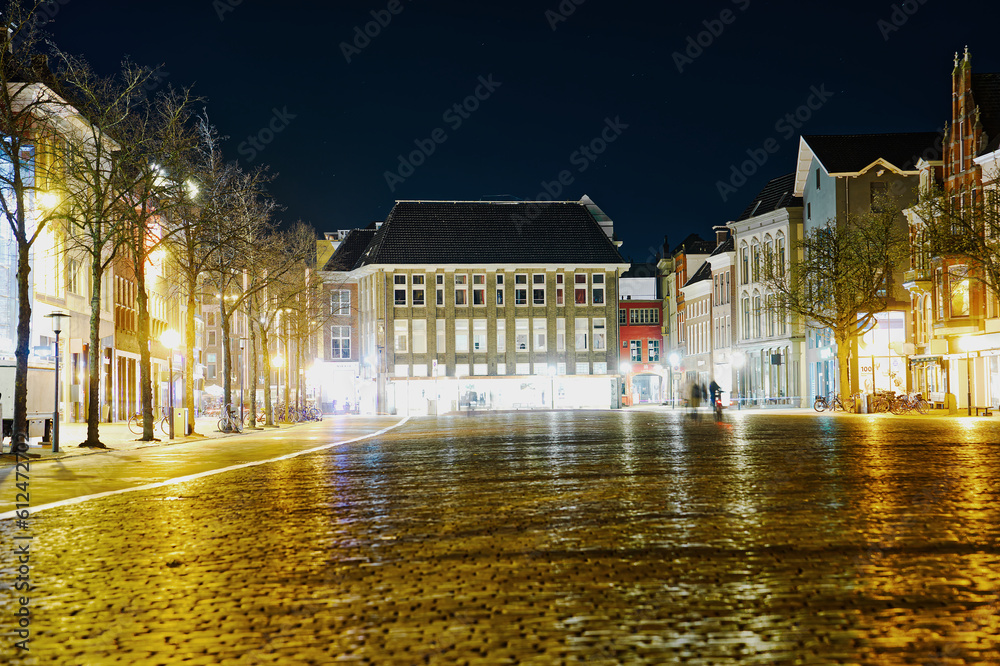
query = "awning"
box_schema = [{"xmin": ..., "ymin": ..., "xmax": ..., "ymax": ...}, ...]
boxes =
[{"xmin": 909, "ymin": 355, "xmax": 942, "ymax": 364}]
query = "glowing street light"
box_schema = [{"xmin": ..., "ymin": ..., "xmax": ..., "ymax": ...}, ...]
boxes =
[
  {"xmin": 161, "ymin": 328, "xmax": 181, "ymax": 439},
  {"xmin": 38, "ymin": 192, "xmax": 60, "ymax": 210}
]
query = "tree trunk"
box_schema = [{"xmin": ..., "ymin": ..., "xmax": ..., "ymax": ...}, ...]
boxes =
[
  {"xmin": 221, "ymin": 301, "xmax": 232, "ymax": 414},
  {"xmin": 80, "ymin": 257, "xmax": 107, "ymax": 447},
  {"xmin": 836, "ymin": 331, "xmax": 853, "ymax": 411},
  {"xmin": 262, "ymin": 328, "xmax": 275, "ymax": 426},
  {"xmin": 283, "ymin": 322, "xmax": 290, "ymax": 422},
  {"xmin": 136, "ymin": 264, "xmax": 155, "ymax": 441},
  {"xmin": 247, "ymin": 296, "xmax": 258, "ymax": 429},
  {"xmin": 12, "ymin": 240, "xmax": 31, "ymax": 446},
  {"xmin": 185, "ymin": 285, "xmax": 197, "ymax": 435}
]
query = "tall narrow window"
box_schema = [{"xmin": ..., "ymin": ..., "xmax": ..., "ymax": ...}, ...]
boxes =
[
  {"xmin": 394, "ymin": 320, "xmax": 408, "ymax": 352},
  {"xmin": 619, "ymin": 308, "xmax": 626, "ymax": 325},
  {"xmin": 574, "ymin": 317, "xmax": 588, "ymax": 350},
  {"xmin": 557, "ymin": 318, "xmax": 566, "ymax": 351},
  {"xmin": 533, "ymin": 319, "xmax": 547, "ymax": 351},
  {"xmin": 592, "ymin": 318, "xmax": 606, "ymax": 350},
  {"xmin": 740, "ymin": 246, "xmax": 749, "ymax": 285},
  {"xmin": 776, "ymin": 235, "xmax": 786, "ymax": 277},
  {"xmin": 473, "ymin": 274, "xmax": 486, "ymax": 306},
  {"xmin": 574, "ymin": 274, "xmax": 587, "ymax": 305},
  {"xmin": 455, "ymin": 274, "xmax": 468, "ymax": 306},
  {"xmin": 436, "ymin": 318, "xmax": 446, "ymax": 353},
  {"xmin": 496, "ymin": 274, "xmax": 505, "ymax": 306},
  {"xmin": 556, "ymin": 274, "xmax": 565, "ymax": 306},
  {"xmin": 331, "ymin": 326, "xmax": 351, "ymax": 359},
  {"xmin": 949, "ymin": 265, "xmax": 970, "ymax": 317},
  {"xmin": 412, "ymin": 319, "xmax": 427, "ymax": 353},
  {"xmin": 515, "ymin": 274, "xmax": 528, "ymax": 306},
  {"xmin": 473, "ymin": 319, "xmax": 488, "ymax": 352},
  {"xmin": 411, "ymin": 275, "xmax": 425, "ymax": 306},
  {"xmin": 394, "ymin": 275, "xmax": 407, "ymax": 306},
  {"xmin": 455, "ymin": 319, "xmax": 469, "ymax": 352},
  {"xmin": 648, "ymin": 339, "xmax": 659, "ymax": 362},
  {"xmin": 497, "ymin": 319, "xmax": 506, "ymax": 353},
  {"xmin": 592, "ymin": 274, "xmax": 605, "ymax": 305},
  {"xmin": 515, "ymin": 319, "xmax": 529, "ymax": 351},
  {"xmin": 436, "ymin": 274, "xmax": 444, "ymax": 306},
  {"xmin": 331, "ymin": 290, "xmax": 351, "ymax": 316},
  {"xmin": 742, "ymin": 296, "xmax": 751, "ymax": 340},
  {"xmin": 532, "ymin": 274, "xmax": 546, "ymax": 305}
]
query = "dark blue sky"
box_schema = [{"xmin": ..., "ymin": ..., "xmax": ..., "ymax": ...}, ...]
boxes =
[{"xmin": 44, "ymin": 0, "xmax": 1000, "ymax": 262}]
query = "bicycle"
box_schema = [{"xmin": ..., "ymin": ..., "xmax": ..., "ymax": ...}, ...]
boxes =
[
  {"xmin": 890, "ymin": 392, "xmax": 930, "ymax": 415},
  {"xmin": 869, "ymin": 390, "xmax": 895, "ymax": 413},
  {"xmin": 127, "ymin": 410, "xmax": 169, "ymax": 436},
  {"xmin": 218, "ymin": 404, "xmax": 243, "ymax": 433},
  {"xmin": 813, "ymin": 393, "xmax": 852, "ymax": 412}
]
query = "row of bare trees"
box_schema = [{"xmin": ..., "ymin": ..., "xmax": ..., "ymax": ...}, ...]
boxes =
[{"xmin": 2, "ymin": 1, "xmax": 327, "ymax": 446}]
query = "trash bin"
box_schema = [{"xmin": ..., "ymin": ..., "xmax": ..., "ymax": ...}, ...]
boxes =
[
  {"xmin": 859, "ymin": 394, "xmax": 869, "ymax": 414},
  {"xmin": 174, "ymin": 408, "xmax": 188, "ymax": 435}
]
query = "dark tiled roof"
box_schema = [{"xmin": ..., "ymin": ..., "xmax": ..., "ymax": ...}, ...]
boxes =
[
  {"xmin": 804, "ymin": 132, "xmax": 942, "ymax": 174},
  {"xmin": 683, "ymin": 260, "xmax": 712, "ymax": 287},
  {"xmin": 324, "ymin": 229, "xmax": 377, "ymax": 271},
  {"xmin": 670, "ymin": 233, "xmax": 715, "ymax": 257},
  {"xmin": 972, "ymin": 73, "xmax": 1000, "ymax": 153},
  {"xmin": 621, "ymin": 263, "xmax": 658, "ymax": 279},
  {"xmin": 709, "ymin": 235, "xmax": 734, "ymax": 256},
  {"xmin": 736, "ymin": 173, "xmax": 802, "ymax": 221},
  {"xmin": 356, "ymin": 201, "xmax": 626, "ymax": 267}
]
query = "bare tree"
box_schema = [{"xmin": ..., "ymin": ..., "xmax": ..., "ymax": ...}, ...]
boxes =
[
  {"xmin": 762, "ymin": 195, "xmax": 909, "ymax": 404},
  {"xmin": 0, "ymin": 3, "xmax": 69, "ymax": 442}
]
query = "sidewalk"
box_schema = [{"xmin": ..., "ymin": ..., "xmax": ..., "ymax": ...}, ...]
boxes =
[
  {"xmin": 0, "ymin": 415, "xmax": 308, "ymax": 463},
  {"xmin": 624, "ymin": 402, "xmax": 997, "ymax": 417}
]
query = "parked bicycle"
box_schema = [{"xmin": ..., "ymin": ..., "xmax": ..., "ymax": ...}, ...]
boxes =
[
  {"xmin": 127, "ymin": 410, "xmax": 169, "ymax": 436},
  {"xmin": 218, "ymin": 404, "xmax": 243, "ymax": 433},
  {"xmin": 868, "ymin": 390, "xmax": 895, "ymax": 414},
  {"xmin": 890, "ymin": 392, "xmax": 930, "ymax": 415},
  {"xmin": 813, "ymin": 393, "xmax": 854, "ymax": 412}
]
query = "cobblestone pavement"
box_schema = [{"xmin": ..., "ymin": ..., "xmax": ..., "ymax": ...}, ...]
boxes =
[{"xmin": 2, "ymin": 410, "xmax": 1000, "ymax": 664}]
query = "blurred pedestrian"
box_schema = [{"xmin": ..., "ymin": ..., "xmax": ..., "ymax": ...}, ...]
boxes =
[{"xmin": 689, "ymin": 381, "xmax": 701, "ymax": 419}]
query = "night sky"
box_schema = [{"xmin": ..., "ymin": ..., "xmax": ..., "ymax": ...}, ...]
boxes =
[{"xmin": 42, "ymin": 0, "xmax": 1000, "ymax": 262}]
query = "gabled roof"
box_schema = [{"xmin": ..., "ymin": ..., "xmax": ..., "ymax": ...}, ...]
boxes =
[
  {"xmin": 355, "ymin": 199, "xmax": 627, "ymax": 267},
  {"xmin": 709, "ymin": 235, "xmax": 734, "ymax": 256},
  {"xmin": 621, "ymin": 263, "xmax": 658, "ymax": 279},
  {"xmin": 682, "ymin": 260, "xmax": 712, "ymax": 287},
  {"xmin": 794, "ymin": 132, "xmax": 942, "ymax": 195},
  {"xmin": 972, "ymin": 73, "xmax": 1000, "ymax": 153},
  {"xmin": 736, "ymin": 173, "xmax": 802, "ymax": 221},
  {"xmin": 670, "ymin": 233, "xmax": 715, "ymax": 257},
  {"xmin": 324, "ymin": 229, "xmax": 377, "ymax": 272}
]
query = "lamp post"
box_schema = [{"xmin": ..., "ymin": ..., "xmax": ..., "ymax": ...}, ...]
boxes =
[
  {"xmin": 272, "ymin": 354, "xmax": 284, "ymax": 423},
  {"xmin": 45, "ymin": 312, "xmax": 69, "ymax": 453},
  {"xmin": 959, "ymin": 335, "xmax": 973, "ymax": 416},
  {"xmin": 548, "ymin": 365, "xmax": 557, "ymax": 410},
  {"xmin": 733, "ymin": 350, "xmax": 746, "ymax": 410},
  {"xmin": 161, "ymin": 329, "xmax": 181, "ymax": 439},
  {"xmin": 238, "ymin": 338, "xmax": 247, "ymax": 427}
]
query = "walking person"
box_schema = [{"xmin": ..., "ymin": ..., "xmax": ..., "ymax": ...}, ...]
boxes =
[
  {"xmin": 709, "ymin": 379, "xmax": 722, "ymax": 421},
  {"xmin": 689, "ymin": 380, "xmax": 701, "ymax": 420}
]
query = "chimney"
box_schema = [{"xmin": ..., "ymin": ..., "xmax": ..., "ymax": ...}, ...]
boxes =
[{"xmin": 713, "ymin": 225, "xmax": 730, "ymax": 248}]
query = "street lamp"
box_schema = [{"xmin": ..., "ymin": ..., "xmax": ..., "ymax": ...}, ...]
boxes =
[
  {"xmin": 733, "ymin": 350, "xmax": 746, "ymax": 410},
  {"xmin": 959, "ymin": 335, "xmax": 973, "ymax": 416},
  {"xmin": 161, "ymin": 329, "xmax": 181, "ymax": 438},
  {"xmin": 44, "ymin": 312, "xmax": 69, "ymax": 453},
  {"xmin": 548, "ymin": 365, "xmax": 557, "ymax": 410}
]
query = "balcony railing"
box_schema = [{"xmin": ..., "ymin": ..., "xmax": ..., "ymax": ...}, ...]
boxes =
[{"xmin": 903, "ymin": 268, "xmax": 931, "ymax": 283}]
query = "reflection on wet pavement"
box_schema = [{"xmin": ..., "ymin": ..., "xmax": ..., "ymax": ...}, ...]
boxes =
[{"xmin": 1, "ymin": 410, "xmax": 999, "ymax": 664}]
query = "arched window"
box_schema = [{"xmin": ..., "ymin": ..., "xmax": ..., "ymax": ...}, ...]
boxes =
[
  {"xmin": 763, "ymin": 235, "xmax": 774, "ymax": 279},
  {"xmin": 775, "ymin": 233, "xmax": 786, "ymax": 277},
  {"xmin": 740, "ymin": 243, "xmax": 749, "ymax": 285},
  {"xmin": 766, "ymin": 294, "xmax": 775, "ymax": 337},
  {"xmin": 753, "ymin": 292, "xmax": 762, "ymax": 338},
  {"xmin": 751, "ymin": 241, "xmax": 761, "ymax": 283},
  {"xmin": 741, "ymin": 294, "xmax": 751, "ymax": 340}
]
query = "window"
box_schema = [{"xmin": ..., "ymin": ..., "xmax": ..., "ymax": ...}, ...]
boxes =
[
  {"xmin": 629, "ymin": 308, "xmax": 659, "ymax": 324},
  {"xmin": 815, "ymin": 167, "xmax": 821, "ymax": 190},
  {"xmin": 764, "ymin": 238, "xmax": 774, "ymax": 279},
  {"xmin": 557, "ymin": 318, "xmax": 565, "ymax": 351},
  {"xmin": 331, "ymin": 325, "xmax": 351, "ymax": 359},
  {"xmin": 949, "ymin": 265, "xmax": 970, "ymax": 317},
  {"xmin": 592, "ymin": 318, "xmax": 606, "ymax": 350},
  {"xmin": 619, "ymin": 308, "xmax": 627, "ymax": 325},
  {"xmin": 411, "ymin": 276, "xmax": 425, "ymax": 306},
  {"xmin": 574, "ymin": 274, "xmax": 587, "ymax": 305},
  {"xmin": 455, "ymin": 275, "xmax": 468, "ymax": 306},
  {"xmin": 742, "ymin": 296, "xmax": 750, "ymax": 340},
  {"xmin": 394, "ymin": 275, "xmax": 407, "ymax": 306},
  {"xmin": 515, "ymin": 319, "xmax": 529, "ymax": 351},
  {"xmin": 556, "ymin": 274, "xmax": 565, "ymax": 306},
  {"xmin": 473, "ymin": 319, "xmax": 487, "ymax": 352},
  {"xmin": 533, "ymin": 319, "xmax": 547, "ymax": 351},
  {"xmin": 648, "ymin": 339, "xmax": 660, "ymax": 362},
  {"xmin": 412, "ymin": 319, "xmax": 427, "ymax": 353},
  {"xmin": 630, "ymin": 340, "xmax": 642, "ymax": 362},
  {"xmin": 807, "ymin": 202, "xmax": 812, "ymax": 220},
  {"xmin": 497, "ymin": 320, "xmax": 506, "ymax": 353},
  {"xmin": 753, "ymin": 295, "xmax": 762, "ymax": 338},
  {"xmin": 724, "ymin": 270, "xmax": 730, "ymax": 303},
  {"xmin": 437, "ymin": 318, "xmax": 446, "ymax": 352},
  {"xmin": 208, "ymin": 330, "xmax": 217, "ymax": 347},
  {"xmin": 473, "ymin": 274, "xmax": 486, "ymax": 306},
  {"xmin": 67, "ymin": 259, "xmax": 81, "ymax": 294},
  {"xmin": 436, "ymin": 274, "xmax": 444, "ymax": 306},
  {"xmin": 455, "ymin": 319, "xmax": 469, "ymax": 352},
  {"xmin": 515, "ymin": 274, "xmax": 528, "ymax": 306},
  {"xmin": 331, "ymin": 289, "xmax": 351, "ymax": 316},
  {"xmin": 207, "ymin": 311, "xmax": 216, "ymax": 327},
  {"xmin": 714, "ymin": 275, "xmax": 719, "ymax": 306},
  {"xmin": 394, "ymin": 320, "xmax": 408, "ymax": 352},
  {"xmin": 776, "ymin": 235, "xmax": 786, "ymax": 277},
  {"xmin": 533, "ymin": 274, "xmax": 546, "ymax": 305},
  {"xmin": 766, "ymin": 295, "xmax": 775, "ymax": 337},
  {"xmin": 496, "ymin": 274, "xmax": 504, "ymax": 306},
  {"xmin": 574, "ymin": 317, "xmax": 588, "ymax": 350},
  {"xmin": 740, "ymin": 245, "xmax": 749, "ymax": 284},
  {"xmin": 751, "ymin": 243, "xmax": 761, "ymax": 282},
  {"xmin": 592, "ymin": 274, "xmax": 605, "ymax": 305},
  {"xmin": 575, "ymin": 362, "xmax": 590, "ymax": 375}
]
